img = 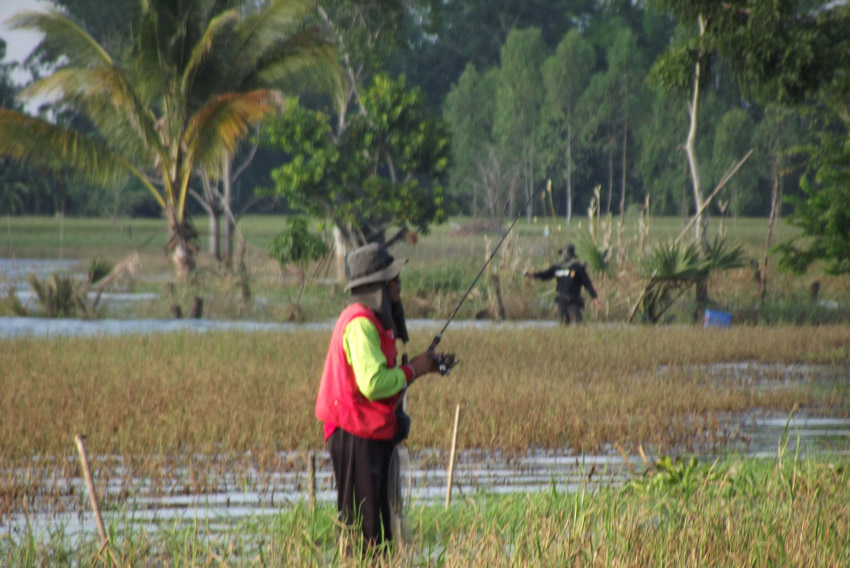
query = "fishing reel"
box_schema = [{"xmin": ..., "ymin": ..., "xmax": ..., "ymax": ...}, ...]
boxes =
[{"xmin": 438, "ymin": 353, "xmax": 459, "ymax": 376}]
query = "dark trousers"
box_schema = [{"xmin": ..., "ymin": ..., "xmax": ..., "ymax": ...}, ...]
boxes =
[
  {"xmin": 556, "ymin": 299, "xmax": 583, "ymax": 324},
  {"xmin": 327, "ymin": 428, "xmax": 395, "ymax": 546}
]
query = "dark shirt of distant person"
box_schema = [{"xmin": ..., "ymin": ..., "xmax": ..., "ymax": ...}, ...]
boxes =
[{"xmin": 525, "ymin": 244, "xmax": 601, "ymax": 324}]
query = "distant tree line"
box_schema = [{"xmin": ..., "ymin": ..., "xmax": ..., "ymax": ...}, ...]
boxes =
[{"xmin": 1, "ymin": 0, "xmax": 849, "ymax": 275}]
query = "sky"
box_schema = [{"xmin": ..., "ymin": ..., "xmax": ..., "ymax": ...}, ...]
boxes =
[{"xmin": 1, "ymin": 0, "xmax": 48, "ymax": 84}]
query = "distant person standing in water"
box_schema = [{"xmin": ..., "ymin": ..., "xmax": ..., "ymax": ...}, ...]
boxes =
[{"xmin": 525, "ymin": 244, "xmax": 601, "ymax": 324}]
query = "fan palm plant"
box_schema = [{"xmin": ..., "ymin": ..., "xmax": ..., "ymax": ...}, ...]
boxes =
[
  {"xmin": 631, "ymin": 236, "xmax": 746, "ymax": 323},
  {"xmin": 0, "ymin": 0, "xmax": 341, "ymax": 280}
]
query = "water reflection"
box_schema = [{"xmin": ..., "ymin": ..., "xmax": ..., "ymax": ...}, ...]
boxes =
[
  {"xmin": 3, "ymin": 407, "xmax": 848, "ymax": 538},
  {"xmin": 0, "ymin": 258, "xmax": 81, "ymax": 286},
  {"xmin": 0, "ymin": 316, "xmax": 558, "ymax": 337}
]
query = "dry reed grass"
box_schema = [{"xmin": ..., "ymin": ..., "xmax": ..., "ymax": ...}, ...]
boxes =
[{"xmin": 2, "ymin": 325, "xmax": 847, "ymax": 465}]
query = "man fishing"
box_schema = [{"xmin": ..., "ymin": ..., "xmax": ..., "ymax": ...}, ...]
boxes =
[
  {"xmin": 525, "ymin": 244, "xmax": 601, "ymax": 324},
  {"xmin": 315, "ymin": 242, "xmax": 447, "ymax": 549}
]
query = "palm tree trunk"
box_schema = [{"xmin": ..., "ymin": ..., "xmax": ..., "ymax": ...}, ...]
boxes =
[
  {"xmin": 222, "ymin": 160, "xmax": 234, "ymax": 269},
  {"xmin": 167, "ymin": 205, "xmax": 195, "ymax": 282},
  {"xmin": 209, "ymin": 209, "xmax": 221, "ymax": 260},
  {"xmin": 59, "ymin": 178, "xmax": 66, "ymax": 260}
]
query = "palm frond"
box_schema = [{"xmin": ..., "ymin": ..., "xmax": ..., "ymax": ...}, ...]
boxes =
[
  {"xmin": 701, "ymin": 236, "xmax": 747, "ymax": 272},
  {"xmin": 85, "ymin": 67, "xmax": 164, "ymax": 159},
  {"xmin": 254, "ymin": 32, "xmax": 343, "ymax": 99},
  {"xmin": 182, "ymin": 9, "xmax": 240, "ymax": 93},
  {"xmin": 186, "ymin": 90, "xmax": 284, "ymax": 174},
  {"xmin": 0, "ymin": 109, "xmax": 164, "ymax": 208},
  {"xmin": 240, "ymin": 0, "xmax": 313, "ymax": 54},
  {"xmin": 238, "ymin": 0, "xmax": 344, "ymax": 109},
  {"xmin": 633, "ymin": 236, "xmax": 747, "ymax": 323},
  {"xmin": 88, "ymin": 258, "xmax": 114, "ymax": 286},
  {"xmin": 7, "ymin": 9, "xmax": 113, "ymax": 68},
  {"xmin": 23, "ymin": 67, "xmax": 163, "ymax": 163},
  {"xmin": 575, "ymin": 229, "xmax": 614, "ymax": 280},
  {"xmin": 640, "ymin": 240, "xmax": 704, "ymax": 282},
  {"xmin": 2, "ymin": 288, "xmax": 27, "ymax": 317},
  {"xmin": 0, "ymin": 109, "xmax": 122, "ymax": 182}
]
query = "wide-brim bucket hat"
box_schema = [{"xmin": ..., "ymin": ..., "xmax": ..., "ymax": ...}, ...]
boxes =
[{"xmin": 345, "ymin": 242, "xmax": 407, "ymax": 291}]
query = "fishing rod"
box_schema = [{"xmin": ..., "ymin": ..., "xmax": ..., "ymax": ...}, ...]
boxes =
[{"xmin": 431, "ymin": 168, "xmax": 556, "ymax": 374}]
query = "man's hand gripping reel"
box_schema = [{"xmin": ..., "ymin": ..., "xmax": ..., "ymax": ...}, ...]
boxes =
[{"xmin": 430, "ymin": 333, "xmax": 459, "ymax": 376}]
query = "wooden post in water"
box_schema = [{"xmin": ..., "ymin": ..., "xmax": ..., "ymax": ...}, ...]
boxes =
[
  {"xmin": 190, "ymin": 296, "xmax": 204, "ymax": 318},
  {"xmin": 74, "ymin": 434, "xmax": 108, "ymax": 546},
  {"xmin": 308, "ymin": 451, "xmax": 316, "ymax": 508},
  {"xmin": 445, "ymin": 404, "xmax": 461, "ymax": 509}
]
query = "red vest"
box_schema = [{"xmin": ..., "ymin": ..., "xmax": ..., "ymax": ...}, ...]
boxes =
[{"xmin": 315, "ymin": 303, "xmax": 401, "ymax": 441}]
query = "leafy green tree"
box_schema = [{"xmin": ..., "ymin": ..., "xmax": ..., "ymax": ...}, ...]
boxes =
[
  {"xmin": 402, "ymin": 0, "xmax": 594, "ymax": 106},
  {"xmin": 495, "ymin": 27, "xmax": 545, "ymax": 221},
  {"xmin": 268, "ymin": 216, "xmax": 330, "ymax": 305},
  {"xmin": 776, "ymin": 131, "xmax": 850, "ymax": 275},
  {"xmin": 710, "ymin": 108, "xmax": 757, "ymax": 218},
  {"xmin": 540, "ymin": 29, "xmax": 594, "ymax": 224},
  {"xmin": 0, "ymin": 0, "xmax": 339, "ymax": 280},
  {"xmin": 605, "ymin": 28, "xmax": 648, "ymax": 223},
  {"xmin": 0, "ymin": 39, "xmax": 17, "ymax": 107},
  {"xmin": 0, "ymin": 40, "xmax": 25, "ymax": 240},
  {"xmin": 315, "ymin": 0, "xmax": 415, "ymax": 129},
  {"xmin": 635, "ymin": 92, "xmax": 690, "ymax": 217},
  {"xmin": 443, "ymin": 63, "xmax": 497, "ymax": 216},
  {"xmin": 752, "ymin": 104, "xmax": 809, "ymax": 299},
  {"xmin": 260, "ymin": 74, "xmax": 449, "ymax": 247},
  {"xmin": 649, "ymin": 0, "xmax": 848, "ymax": 249}
]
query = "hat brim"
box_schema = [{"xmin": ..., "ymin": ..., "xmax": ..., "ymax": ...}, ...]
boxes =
[{"xmin": 345, "ymin": 257, "xmax": 407, "ymax": 291}]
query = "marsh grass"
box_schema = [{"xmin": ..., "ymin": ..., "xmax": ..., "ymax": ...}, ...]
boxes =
[
  {"xmin": 4, "ymin": 214, "xmax": 848, "ymax": 324},
  {"xmin": 3, "ymin": 453, "xmax": 849, "ymax": 566},
  {"xmin": 2, "ymin": 325, "xmax": 849, "ymax": 522}
]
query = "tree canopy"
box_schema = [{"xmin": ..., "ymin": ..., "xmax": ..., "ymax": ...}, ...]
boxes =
[
  {"xmin": 3, "ymin": 0, "xmax": 850, "ymax": 276},
  {"xmin": 260, "ymin": 74, "xmax": 449, "ymax": 246}
]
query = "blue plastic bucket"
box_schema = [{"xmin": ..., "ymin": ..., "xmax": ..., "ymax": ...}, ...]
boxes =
[{"xmin": 704, "ymin": 309, "xmax": 732, "ymax": 328}]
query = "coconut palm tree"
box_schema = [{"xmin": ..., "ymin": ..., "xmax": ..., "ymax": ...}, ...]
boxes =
[{"xmin": 0, "ymin": 0, "xmax": 341, "ymax": 280}]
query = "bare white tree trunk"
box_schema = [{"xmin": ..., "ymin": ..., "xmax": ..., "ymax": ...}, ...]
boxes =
[
  {"xmin": 334, "ymin": 225, "xmax": 347, "ymax": 284},
  {"xmin": 606, "ymin": 138, "xmax": 613, "ymax": 215},
  {"xmin": 761, "ymin": 139, "xmax": 784, "ymax": 301},
  {"xmin": 686, "ymin": 15, "xmax": 708, "ymax": 250}
]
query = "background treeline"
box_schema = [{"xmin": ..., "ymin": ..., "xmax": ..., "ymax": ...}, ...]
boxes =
[{"xmin": 0, "ymin": 0, "xmax": 841, "ymax": 224}]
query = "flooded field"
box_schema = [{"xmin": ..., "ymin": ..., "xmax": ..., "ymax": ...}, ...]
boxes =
[
  {"xmin": 3, "ymin": 259, "xmax": 849, "ymax": 543},
  {"xmin": 3, "ymin": 362, "xmax": 848, "ymax": 540}
]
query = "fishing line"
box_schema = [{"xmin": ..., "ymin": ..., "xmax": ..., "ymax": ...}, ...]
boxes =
[{"xmin": 430, "ymin": 167, "xmax": 556, "ymax": 372}]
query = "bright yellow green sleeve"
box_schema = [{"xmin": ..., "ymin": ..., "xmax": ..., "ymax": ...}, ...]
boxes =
[{"xmin": 343, "ymin": 317, "xmax": 406, "ymax": 401}]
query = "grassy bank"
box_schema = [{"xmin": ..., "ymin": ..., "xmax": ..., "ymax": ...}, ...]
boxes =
[
  {"xmin": 3, "ymin": 453, "xmax": 848, "ymax": 566},
  {"xmin": 3, "ymin": 214, "xmax": 849, "ymax": 324}
]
